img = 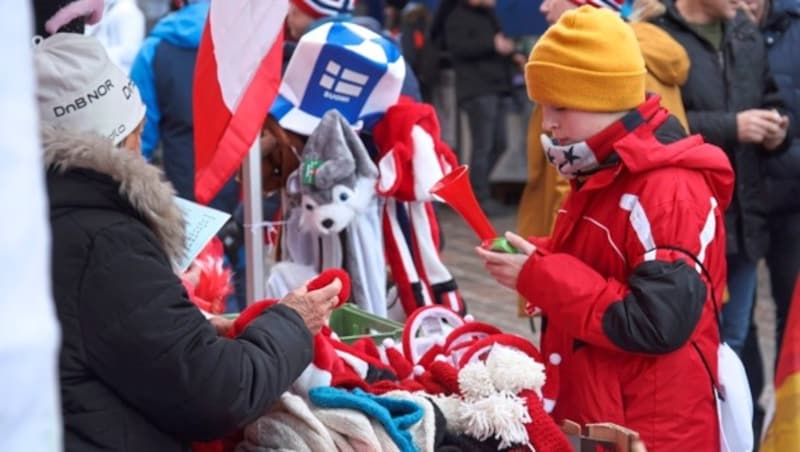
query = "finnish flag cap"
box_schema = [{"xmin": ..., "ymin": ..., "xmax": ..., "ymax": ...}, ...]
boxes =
[{"xmin": 270, "ymin": 21, "xmax": 406, "ymax": 136}]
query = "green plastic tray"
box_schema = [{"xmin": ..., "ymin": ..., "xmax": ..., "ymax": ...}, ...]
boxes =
[
  {"xmin": 329, "ymin": 304, "xmax": 403, "ymax": 344},
  {"xmin": 222, "ymin": 303, "xmax": 403, "ymax": 345}
]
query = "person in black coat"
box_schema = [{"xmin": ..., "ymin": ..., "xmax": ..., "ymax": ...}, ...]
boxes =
[
  {"xmin": 35, "ymin": 32, "xmax": 342, "ymax": 452},
  {"xmin": 736, "ymin": 0, "xmax": 800, "ymax": 436},
  {"xmin": 654, "ymin": 0, "xmax": 793, "ymax": 357},
  {"xmin": 443, "ymin": 0, "xmax": 522, "ymax": 213}
]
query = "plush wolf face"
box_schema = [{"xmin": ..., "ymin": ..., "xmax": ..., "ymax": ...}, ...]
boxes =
[{"xmin": 287, "ymin": 110, "xmax": 378, "ymax": 235}]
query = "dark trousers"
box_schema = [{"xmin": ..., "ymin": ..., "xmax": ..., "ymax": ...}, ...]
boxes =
[
  {"xmin": 742, "ymin": 211, "xmax": 800, "ymax": 442},
  {"xmin": 461, "ymin": 94, "xmax": 508, "ymax": 201}
]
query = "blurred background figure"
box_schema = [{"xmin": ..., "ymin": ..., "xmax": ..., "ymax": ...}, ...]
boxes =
[
  {"xmin": 737, "ymin": 0, "xmax": 800, "ymax": 438},
  {"xmin": 655, "ymin": 0, "xmax": 791, "ymax": 354},
  {"xmin": 130, "ymin": 0, "xmax": 239, "ymax": 213},
  {"xmin": 138, "ymin": 0, "xmax": 170, "ymax": 31},
  {"xmin": 444, "ymin": 0, "xmax": 519, "ymax": 215},
  {"xmin": 85, "ymin": 0, "xmax": 145, "ymax": 73},
  {"xmin": 130, "ymin": 0, "xmax": 244, "ymax": 311},
  {"xmin": 655, "ymin": 0, "xmax": 793, "ymax": 439}
]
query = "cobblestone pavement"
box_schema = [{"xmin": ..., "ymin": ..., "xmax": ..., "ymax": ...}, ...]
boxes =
[
  {"xmin": 438, "ymin": 203, "xmax": 779, "ymax": 408},
  {"xmin": 437, "ymin": 206, "xmax": 539, "ymax": 342}
]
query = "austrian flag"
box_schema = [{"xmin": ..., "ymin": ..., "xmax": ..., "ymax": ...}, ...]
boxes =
[{"xmin": 193, "ymin": 0, "xmax": 288, "ymax": 204}]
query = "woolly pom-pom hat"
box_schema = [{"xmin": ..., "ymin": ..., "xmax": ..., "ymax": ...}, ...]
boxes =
[
  {"xmin": 525, "ymin": 6, "xmax": 645, "ymax": 112},
  {"xmin": 457, "ymin": 334, "xmax": 543, "ymax": 368},
  {"xmin": 568, "ymin": 0, "xmax": 624, "ymax": 12},
  {"xmin": 442, "ymin": 322, "xmax": 502, "ymax": 365},
  {"xmin": 290, "ymin": 0, "xmax": 356, "ymax": 20}
]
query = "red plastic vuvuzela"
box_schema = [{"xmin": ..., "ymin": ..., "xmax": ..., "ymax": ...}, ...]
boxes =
[{"xmin": 430, "ymin": 165, "xmax": 498, "ymax": 242}]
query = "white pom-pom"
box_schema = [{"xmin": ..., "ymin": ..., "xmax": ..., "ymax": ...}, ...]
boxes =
[
  {"xmin": 383, "ymin": 338, "xmax": 396, "ymax": 348},
  {"xmin": 458, "ymin": 361, "xmax": 496, "ymax": 401},
  {"xmin": 413, "ymin": 365, "xmax": 425, "ymax": 376},
  {"xmin": 461, "ymin": 392, "xmax": 531, "ymax": 448},
  {"xmin": 549, "ymin": 353, "xmax": 562, "ymax": 365},
  {"xmin": 434, "ymin": 354, "xmax": 448, "ymax": 362},
  {"xmin": 464, "ymin": 314, "xmax": 475, "ymax": 322},
  {"xmin": 486, "ymin": 345, "xmax": 546, "ymax": 395}
]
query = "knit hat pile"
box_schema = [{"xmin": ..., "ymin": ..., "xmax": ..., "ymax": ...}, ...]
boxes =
[
  {"xmin": 238, "ymin": 388, "xmax": 447, "ymax": 452},
  {"xmin": 432, "ymin": 343, "xmax": 573, "ymax": 451},
  {"xmin": 525, "ymin": 6, "xmax": 646, "ymax": 112},
  {"xmin": 222, "ymin": 286, "xmax": 570, "ymax": 451}
]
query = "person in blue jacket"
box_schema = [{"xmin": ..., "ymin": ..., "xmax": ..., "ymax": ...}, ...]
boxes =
[
  {"xmin": 131, "ymin": 0, "xmax": 245, "ymax": 311},
  {"xmin": 130, "ymin": 0, "xmax": 239, "ymax": 214}
]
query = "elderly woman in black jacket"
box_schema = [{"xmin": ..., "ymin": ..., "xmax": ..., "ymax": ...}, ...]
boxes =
[{"xmin": 35, "ymin": 32, "xmax": 340, "ymax": 452}]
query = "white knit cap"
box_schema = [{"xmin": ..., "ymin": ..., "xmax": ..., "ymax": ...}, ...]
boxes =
[{"xmin": 33, "ymin": 33, "xmax": 146, "ymax": 145}]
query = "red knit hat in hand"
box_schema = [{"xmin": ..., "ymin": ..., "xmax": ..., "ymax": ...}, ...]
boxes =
[{"xmin": 307, "ymin": 268, "xmax": 351, "ymax": 307}]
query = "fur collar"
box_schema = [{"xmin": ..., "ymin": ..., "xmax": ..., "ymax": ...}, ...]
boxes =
[{"xmin": 42, "ymin": 127, "xmax": 186, "ymax": 262}]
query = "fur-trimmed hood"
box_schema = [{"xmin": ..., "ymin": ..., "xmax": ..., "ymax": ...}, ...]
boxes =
[{"xmin": 42, "ymin": 127, "xmax": 186, "ymax": 262}]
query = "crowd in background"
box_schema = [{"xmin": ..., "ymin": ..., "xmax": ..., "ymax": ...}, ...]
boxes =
[
  {"xmin": 4, "ymin": 0, "xmax": 799, "ymax": 450},
  {"xmin": 92, "ymin": 0, "xmax": 799, "ymax": 444}
]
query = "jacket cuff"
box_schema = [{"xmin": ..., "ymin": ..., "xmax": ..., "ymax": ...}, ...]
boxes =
[
  {"xmin": 243, "ymin": 304, "xmax": 314, "ymax": 366},
  {"xmin": 516, "ymin": 253, "xmax": 544, "ymax": 312}
]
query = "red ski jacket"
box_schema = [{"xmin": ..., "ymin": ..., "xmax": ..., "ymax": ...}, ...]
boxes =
[{"xmin": 517, "ymin": 96, "xmax": 734, "ymax": 451}]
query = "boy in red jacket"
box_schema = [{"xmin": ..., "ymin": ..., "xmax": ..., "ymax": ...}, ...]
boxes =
[{"xmin": 477, "ymin": 6, "xmax": 733, "ymax": 450}]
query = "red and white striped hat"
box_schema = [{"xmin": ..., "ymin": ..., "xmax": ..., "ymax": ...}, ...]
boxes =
[{"xmin": 569, "ymin": 0, "xmax": 624, "ymax": 12}]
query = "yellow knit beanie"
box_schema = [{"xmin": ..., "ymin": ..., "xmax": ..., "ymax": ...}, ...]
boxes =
[{"xmin": 525, "ymin": 6, "xmax": 646, "ymax": 112}]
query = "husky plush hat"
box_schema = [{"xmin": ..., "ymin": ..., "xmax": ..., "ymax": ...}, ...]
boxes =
[
  {"xmin": 292, "ymin": 109, "xmax": 378, "ymax": 234},
  {"xmin": 273, "ymin": 109, "xmax": 386, "ymax": 316}
]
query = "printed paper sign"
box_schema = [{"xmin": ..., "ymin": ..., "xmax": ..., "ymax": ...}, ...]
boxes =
[{"xmin": 174, "ymin": 197, "xmax": 232, "ymax": 271}]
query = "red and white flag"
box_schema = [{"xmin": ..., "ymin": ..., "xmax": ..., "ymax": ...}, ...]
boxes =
[{"xmin": 193, "ymin": 0, "xmax": 288, "ymax": 204}]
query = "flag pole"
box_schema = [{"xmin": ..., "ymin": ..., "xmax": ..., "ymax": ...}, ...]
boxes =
[{"xmin": 243, "ymin": 137, "xmax": 265, "ymax": 305}]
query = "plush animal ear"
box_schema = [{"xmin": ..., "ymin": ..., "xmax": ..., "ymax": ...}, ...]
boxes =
[
  {"xmin": 348, "ymin": 132, "xmax": 378, "ymax": 179},
  {"xmin": 286, "ymin": 169, "xmax": 301, "ymax": 195},
  {"xmin": 315, "ymin": 158, "xmax": 356, "ymax": 190}
]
